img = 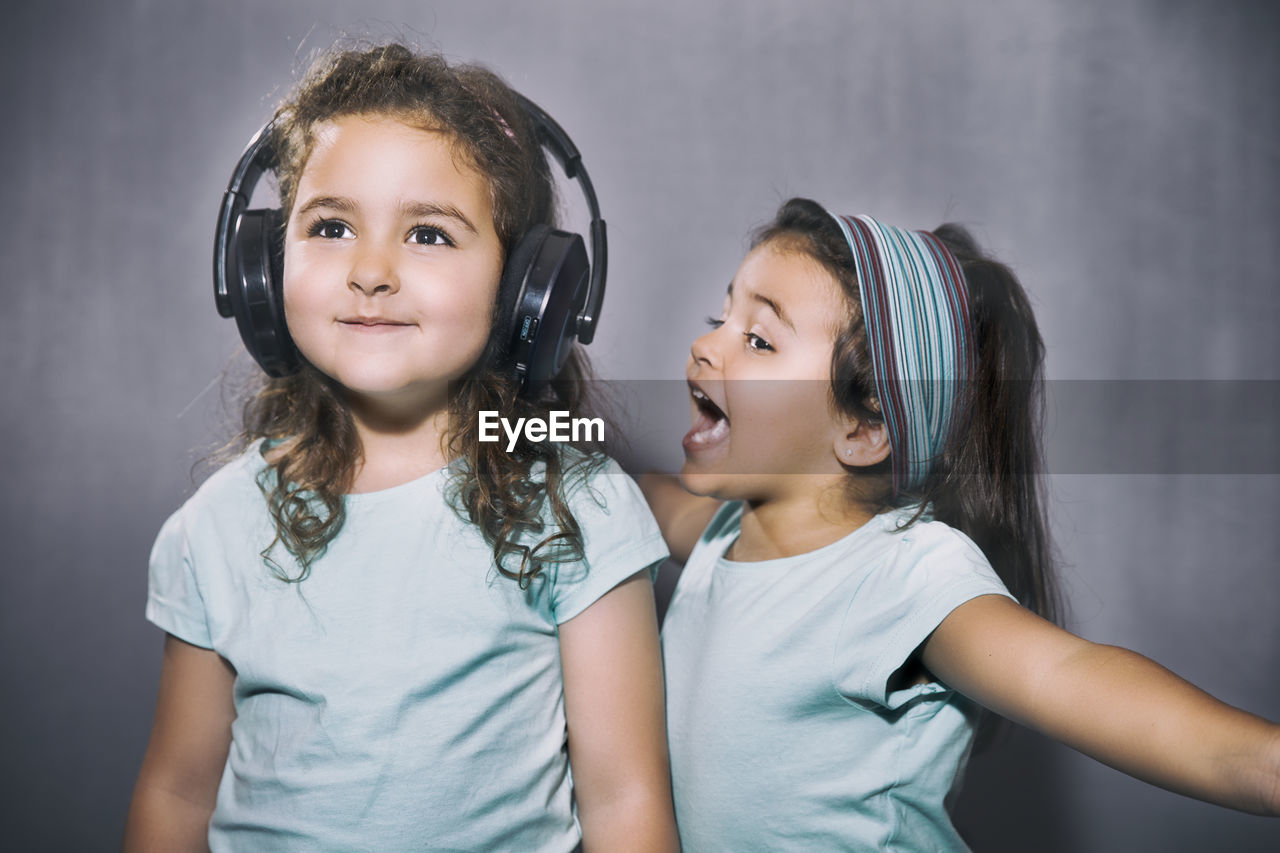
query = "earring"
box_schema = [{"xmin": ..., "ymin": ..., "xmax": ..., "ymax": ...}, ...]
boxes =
[{"xmin": 844, "ymin": 448, "xmax": 852, "ymax": 457}]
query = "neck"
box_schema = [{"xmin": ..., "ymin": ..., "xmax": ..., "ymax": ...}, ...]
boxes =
[
  {"xmin": 346, "ymin": 391, "xmax": 453, "ymax": 493},
  {"xmin": 730, "ymin": 478, "xmax": 878, "ymax": 561}
]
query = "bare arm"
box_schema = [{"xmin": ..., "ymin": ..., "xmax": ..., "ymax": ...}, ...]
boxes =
[
  {"xmin": 923, "ymin": 595, "xmax": 1280, "ymax": 815},
  {"xmin": 637, "ymin": 473, "xmax": 721, "ymax": 565},
  {"xmin": 123, "ymin": 634, "xmax": 236, "ymax": 852},
  {"xmin": 559, "ymin": 570, "xmax": 680, "ymax": 852}
]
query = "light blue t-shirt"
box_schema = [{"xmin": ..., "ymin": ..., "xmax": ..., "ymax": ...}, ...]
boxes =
[
  {"xmin": 147, "ymin": 446, "xmax": 668, "ymax": 852},
  {"xmin": 662, "ymin": 502, "xmax": 1014, "ymax": 852}
]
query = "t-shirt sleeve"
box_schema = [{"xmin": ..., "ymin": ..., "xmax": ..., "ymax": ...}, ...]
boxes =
[
  {"xmin": 548, "ymin": 458, "xmax": 670, "ymax": 625},
  {"xmin": 145, "ymin": 507, "xmax": 214, "ymax": 649},
  {"xmin": 833, "ymin": 523, "xmax": 1014, "ymax": 709}
]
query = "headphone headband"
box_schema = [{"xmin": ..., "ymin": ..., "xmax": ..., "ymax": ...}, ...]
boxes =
[{"xmin": 511, "ymin": 93, "xmax": 606, "ymax": 344}]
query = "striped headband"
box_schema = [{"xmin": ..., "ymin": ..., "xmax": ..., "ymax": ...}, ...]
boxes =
[{"xmin": 827, "ymin": 212, "xmax": 976, "ymax": 493}]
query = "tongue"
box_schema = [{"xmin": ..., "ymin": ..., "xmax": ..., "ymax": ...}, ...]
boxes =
[{"xmin": 683, "ymin": 407, "xmax": 730, "ymax": 449}]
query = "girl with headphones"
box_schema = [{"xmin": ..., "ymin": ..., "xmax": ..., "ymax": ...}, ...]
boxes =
[{"xmin": 124, "ymin": 43, "xmax": 677, "ymax": 851}]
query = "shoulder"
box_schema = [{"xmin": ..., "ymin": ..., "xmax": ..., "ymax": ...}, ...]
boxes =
[
  {"xmin": 156, "ymin": 445, "xmax": 268, "ymax": 546},
  {"xmin": 188, "ymin": 444, "xmax": 268, "ymax": 506},
  {"xmin": 541, "ymin": 453, "xmax": 670, "ymax": 623},
  {"xmin": 559, "ymin": 453, "xmax": 660, "ymax": 534},
  {"xmin": 843, "ymin": 512, "xmax": 1011, "ymax": 638},
  {"xmin": 833, "ymin": 510, "xmax": 1013, "ymax": 707},
  {"xmin": 863, "ymin": 508, "xmax": 1000, "ymax": 588},
  {"xmin": 839, "ymin": 509, "xmax": 1013, "ymax": 649},
  {"xmin": 511, "ymin": 449, "xmax": 667, "ymax": 550},
  {"xmin": 148, "ymin": 447, "xmax": 266, "ymax": 648}
]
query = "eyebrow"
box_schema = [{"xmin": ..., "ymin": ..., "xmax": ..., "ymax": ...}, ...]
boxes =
[
  {"xmin": 293, "ymin": 195, "xmax": 479, "ymax": 235},
  {"xmin": 727, "ymin": 281, "xmax": 796, "ymax": 332},
  {"xmin": 294, "ymin": 195, "xmax": 355, "ymax": 219},
  {"xmin": 400, "ymin": 200, "xmax": 479, "ymax": 235}
]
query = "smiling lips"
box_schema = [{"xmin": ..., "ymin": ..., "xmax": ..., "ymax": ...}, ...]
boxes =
[
  {"xmin": 337, "ymin": 316, "xmax": 416, "ymax": 332},
  {"xmin": 683, "ymin": 381, "xmax": 731, "ymax": 454}
]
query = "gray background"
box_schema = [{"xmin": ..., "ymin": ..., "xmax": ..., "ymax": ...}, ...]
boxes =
[{"xmin": 2, "ymin": 0, "xmax": 1278, "ymax": 849}]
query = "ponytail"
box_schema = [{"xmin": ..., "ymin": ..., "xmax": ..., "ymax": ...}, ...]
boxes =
[{"xmin": 921, "ymin": 225, "xmax": 1058, "ymax": 621}]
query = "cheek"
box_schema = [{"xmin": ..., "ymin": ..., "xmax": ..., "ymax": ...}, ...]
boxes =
[
  {"xmin": 281, "ymin": 266, "xmax": 325, "ymax": 336},
  {"xmin": 281, "ymin": 243, "xmax": 324, "ymax": 313},
  {"xmin": 422, "ymin": 259, "xmax": 503, "ymax": 353},
  {"xmin": 438, "ymin": 267, "xmax": 500, "ymax": 328},
  {"xmin": 735, "ymin": 383, "xmax": 833, "ymax": 440}
]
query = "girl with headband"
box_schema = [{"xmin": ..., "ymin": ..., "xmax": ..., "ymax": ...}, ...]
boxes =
[
  {"xmin": 124, "ymin": 44, "xmax": 678, "ymax": 851},
  {"xmin": 643, "ymin": 197, "xmax": 1280, "ymax": 849}
]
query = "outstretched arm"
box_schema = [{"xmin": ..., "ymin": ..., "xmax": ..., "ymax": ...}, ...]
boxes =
[
  {"xmin": 923, "ymin": 595, "xmax": 1280, "ymax": 815},
  {"xmin": 559, "ymin": 569, "xmax": 680, "ymax": 852},
  {"xmin": 123, "ymin": 634, "xmax": 236, "ymax": 852},
  {"xmin": 637, "ymin": 473, "xmax": 721, "ymax": 565}
]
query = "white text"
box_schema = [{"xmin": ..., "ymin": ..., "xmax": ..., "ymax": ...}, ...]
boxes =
[{"xmin": 478, "ymin": 410, "xmax": 605, "ymax": 451}]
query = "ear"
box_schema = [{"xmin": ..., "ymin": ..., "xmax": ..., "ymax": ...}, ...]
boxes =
[{"xmin": 833, "ymin": 415, "xmax": 891, "ymax": 468}]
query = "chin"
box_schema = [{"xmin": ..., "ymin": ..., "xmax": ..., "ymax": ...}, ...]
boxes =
[
  {"xmin": 328, "ymin": 373, "xmax": 444, "ymax": 409},
  {"xmin": 332, "ymin": 373, "xmax": 415, "ymax": 398},
  {"xmin": 678, "ymin": 452, "xmax": 723, "ymax": 495},
  {"xmin": 679, "ymin": 464, "xmax": 754, "ymax": 503},
  {"xmin": 676, "ymin": 468, "xmax": 716, "ymax": 498}
]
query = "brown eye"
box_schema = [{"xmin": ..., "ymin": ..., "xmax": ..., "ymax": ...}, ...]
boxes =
[
  {"xmin": 408, "ymin": 226, "xmax": 453, "ymax": 247},
  {"xmin": 306, "ymin": 219, "xmax": 353, "ymax": 240}
]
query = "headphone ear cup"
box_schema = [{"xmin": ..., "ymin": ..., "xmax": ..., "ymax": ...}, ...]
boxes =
[
  {"xmin": 229, "ymin": 208, "xmax": 299, "ymax": 377},
  {"xmin": 498, "ymin": 224, "xmax": 589, "ymax": 394},
  {"xmin": 496, "ymin": 224, "xmax": 551, "ymax": 362}
]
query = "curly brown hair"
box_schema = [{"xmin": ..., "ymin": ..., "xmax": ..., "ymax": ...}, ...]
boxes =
[{"xmin": 239, "ymin": 43, "xmax": 604, "ymax": 587}]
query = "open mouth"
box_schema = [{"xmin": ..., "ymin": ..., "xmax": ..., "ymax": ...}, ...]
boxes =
[{"xmin": 682, "ymin": 382, "xmax": 730, "ymax": 453}]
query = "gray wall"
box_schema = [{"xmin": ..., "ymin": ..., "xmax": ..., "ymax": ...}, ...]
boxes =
[{"xmin": 2, "ymin": 1, "xmax": 1277, "ymax": 849}]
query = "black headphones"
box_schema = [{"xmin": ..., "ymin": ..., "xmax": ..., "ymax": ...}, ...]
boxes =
[{"xmin": 214, "ymin": 93, "xmax": 607, "ymax": 394}]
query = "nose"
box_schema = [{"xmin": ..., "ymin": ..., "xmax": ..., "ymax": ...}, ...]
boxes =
[
  {"xmin": 348, "ymin": 240, "xmax": 400, "ymax": 296},
  {"xmin": 689, "ymin": 326, "xmax": 721, "ymax": 372}
]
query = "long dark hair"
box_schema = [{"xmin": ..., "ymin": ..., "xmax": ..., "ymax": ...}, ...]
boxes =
[
  {"xmin": 754, "ymin": 198, "xmax": 1058, "ymax": 621},
  {"xmin": 238, "ymin": 43, "xmax": 603, "ymax": 587}
]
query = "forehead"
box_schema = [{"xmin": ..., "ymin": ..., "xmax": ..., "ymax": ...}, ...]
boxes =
[
  {"xmin": 733, "ymin": 242, "xmax": 850, "ymax": 332},
  {"xmin": 297, "ymin": 115, "xmax": 492, "ymax": 215}
]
